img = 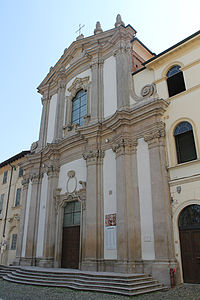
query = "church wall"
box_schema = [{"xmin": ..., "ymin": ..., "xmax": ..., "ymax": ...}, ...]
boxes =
[
  {"xmin": 103, "ymin": 149, "xmax": 117, "ymax": 259},
  {"xmin": 58, "ymin": 158, "xmax": 86, "ymax": 194},
  {"xmin": 36, "ymin": 173, "xmax": 48, "ymax": 257},
  {"xmin": 136, "ymin": 138, "xmax": 155, "ymax": 260},
  {"xmin": 46, "ymin": 94, "xmax": 57, "ymax": 143},
  {"xmin": 103, "ymin": 56, "xmax": 117, "ymax": 118},
  {"xmin": 21, "ymin": 181, "xmax": 32, "ymax": 257}
]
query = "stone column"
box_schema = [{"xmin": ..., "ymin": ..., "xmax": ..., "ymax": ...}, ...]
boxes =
[
  {"xmin": 112, "ymin": 138, "xmax": 142, "ymax": 272},
  {"xmin": 25, "ymin": 173, "xmax": 42, "ymax": 265},
  {"xmin": 144, "ymin": 126, "xmax": 176, "ymax": 284},
  {"xmin": 14, "ymin": 177, "xmax": 29, "ymax": 265},
  {"xmin": 81, "ymin": 150, "xmax": 104, "ymax": 271},
  {"xmin": 114, "ymin": 43, "xmax": 132, "ymax": 109},
  {"xmin": 38, "ymin": 96, "xmax": 48, "ymax": 149},
  {"xmin": 54, "ymin": 80, "xmax": 66, "ymax": 141}
]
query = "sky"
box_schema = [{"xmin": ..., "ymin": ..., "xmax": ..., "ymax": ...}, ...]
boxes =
[{"xmin": 0, "ymin": 0, "xmax": 199, "ymax": 162}]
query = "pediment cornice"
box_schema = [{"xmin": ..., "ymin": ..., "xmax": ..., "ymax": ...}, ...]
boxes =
[{"xmin": 37, "ymin": 25, "xmax": 136, "ymax": 94}]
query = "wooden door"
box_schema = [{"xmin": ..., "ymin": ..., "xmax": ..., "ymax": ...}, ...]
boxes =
[
  {"xmin": 61, "ymin": 201, "xmax": 81, "ymax": 269},
  {"xmin": 179, "ymin": 204, "xmax": 200, "ymax": 283},
  {"xmin": 61, "ymin": 226, "xmax": 80, "ymax": 269}
]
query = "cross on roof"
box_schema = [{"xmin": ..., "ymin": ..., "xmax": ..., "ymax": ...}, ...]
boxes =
[{"xmin": 75, "ymin": 24, "xmax": 85, "ymax": 36}]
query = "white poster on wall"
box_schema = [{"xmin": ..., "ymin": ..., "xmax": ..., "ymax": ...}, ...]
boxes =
[{"xmin": 105, "ymin": 213, "xmax": 117, "ymax": 250}]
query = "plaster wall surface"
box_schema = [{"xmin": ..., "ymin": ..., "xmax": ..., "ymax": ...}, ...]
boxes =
[
  {"xmin": 103, "ymin": 56, "xmax": 117, "ymax": 118},
  {"xmin": 21, "ymin": 182, "xmax": 32, "ymax": 257},
  {"xmin": 36, "ymin": 173, "xmax": 48, "ymax": 257},
  {"xmin": 103, "ymin": 149, "xmax": 117, "ymax": 259},
  {"xmin": 58, "ymin": 159, "xmax": 86, "ymax": 194},
  {"xmin": 46, "ymin": 94, "xmax": 57, "ymax": 143},
  {"xmin": 133, "ymin": 69, "xmax": 154, "ymax": 96},
  {"xmin": 136, "ymin": 138, "xmax": 155, "ymax": 260}
]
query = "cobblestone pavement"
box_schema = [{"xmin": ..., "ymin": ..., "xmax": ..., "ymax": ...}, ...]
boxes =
[{"xmin": 0, "ymin": 279, "xmax": 199, "ymax": 300}]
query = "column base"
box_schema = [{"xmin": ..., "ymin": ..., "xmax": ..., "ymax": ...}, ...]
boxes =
[{"xmin": 35, "ymin": 257, "xmax": 54, "ymax": 268}]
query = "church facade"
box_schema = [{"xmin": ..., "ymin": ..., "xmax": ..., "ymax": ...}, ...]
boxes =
[{"xmin": 13, "ymin": 15, "xmax": 200, "ymax": 286}]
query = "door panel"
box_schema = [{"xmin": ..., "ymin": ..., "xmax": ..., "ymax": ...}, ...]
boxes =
[{"xmin": 61, "ymin": 226, "xmax": 80, "ymax": 269}]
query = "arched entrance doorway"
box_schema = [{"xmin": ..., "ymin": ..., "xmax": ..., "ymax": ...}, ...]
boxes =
[
  {"xmin": 178, "ymin": 204, "xmax": 200, "ymax": 283},
  {"xmin": 61, "ymin": 201, "xmax": 81, "ymax": 269}
]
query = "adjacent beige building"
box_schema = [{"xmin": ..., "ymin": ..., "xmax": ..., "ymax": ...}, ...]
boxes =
[
  {"xmin": 3, "ymin": 15, "xmax": 199, "ymax": 286},
  {"xmin": 0, "ymin": 151, "xmax": 29, "ymax": 266},
  {"xmin": 133, "ymin": 30, "xmax": 200, "ymax": 284}
]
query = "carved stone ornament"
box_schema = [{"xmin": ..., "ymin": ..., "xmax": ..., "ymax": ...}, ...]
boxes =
[
  {"xmin": 83, "ymin": 149, "xmax": 105, "ymax": 161},
  {"xmin": 54, "ymin": 186, "xmax": 86, "ymax": 213},
  {"xmin": 140, "ymin": 84, "xmax": 156, "ymax": 98},
  {"xmin": 144, "ymin": 122, "xmax": 166, "ymax": 143},
  {"xmin": 115, "ymin": 14, "xmax": 125, "ymax": 27},
  {"xmin": 112, "ymin": 138, "xmax": 138, "ymax": 155},
  {"xmin": 66, "ymin": 170, "xmax": 77, "ymax": 193},
  {"xmin": 94, "ymin": 21, "xmax": 103, "ymax": 35},
  {"xmin": 67, "ymin": 77, "xmax": 89, "ymax": 99},
  {"xmin": 30, "ymin": 141, "xmax": 38, "ymax": 152}
]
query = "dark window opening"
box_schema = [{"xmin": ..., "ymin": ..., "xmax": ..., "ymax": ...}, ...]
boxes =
[
  {"xmin": 174, "ymin": 121, "xmax": 197, "ymax": 164},
  {"xmin": 167, "ymin": 65, "xmax": 186, "ymax": 97}
]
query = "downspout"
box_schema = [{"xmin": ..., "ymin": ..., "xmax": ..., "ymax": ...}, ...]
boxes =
[{"xmin": 2, "ymin": 164, "xmax": 14, "ymax": 238}]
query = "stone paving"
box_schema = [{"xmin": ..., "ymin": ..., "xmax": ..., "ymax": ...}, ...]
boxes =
[{"xmin": 0, "ymin": 279, "xmax": 199, "ymax": 300}]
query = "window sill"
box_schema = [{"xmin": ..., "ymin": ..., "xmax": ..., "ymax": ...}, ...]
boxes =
[{"xmin": 168, "ymin": 158, "xmax": 200, "ymax": 170}]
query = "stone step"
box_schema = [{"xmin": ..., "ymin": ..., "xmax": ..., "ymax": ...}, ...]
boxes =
[
  {"xmin": 1, "ymin": 265, "xmax": 166, "ymax": 297},
  {"xmin": 11, "ymin": 269, "xmax": 151, "ymax": 283},
  {"xmin": 5, "ymin": 272, "xmax": 158, "ymax": 288},
  {"xmin": 4, "ymin": 276, "xmax": 165, "ymax": 296}
]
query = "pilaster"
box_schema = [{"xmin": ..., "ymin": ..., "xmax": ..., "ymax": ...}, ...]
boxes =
[
  {"xmin": 112, "ymin": 138, "xmax": 142, "ymax": 272},
  {"xmin": 25, "ymin": 173, "xmax": 43, "ymax": 265},
  {"xmin": 90, "ymin": 59, "xmax": 104, "ymax": 121},
  {"xmin": 14, "ymin": 178, "xmax": 29, "ymax": 265},
  {"xmin": 81, "ymin": 149, "xmax": 104, "ymax": 270},
  {"xmin": 144, "ymin": 125, "xmax": 176, "ymax": 284},
  {"xmin": 38, "ymin": 96, "xmax": 49, "ymax": 149},
  {"xmin": 40, "ymin": 164, "xmax": 60, "ymax": 268},
  {"xmin": 114, "ymin": 42, "xmax": 132, "ymax": 109},
  {"xmin": 54, "ymin": 80, "xmax": 66, "ymax": 141}
]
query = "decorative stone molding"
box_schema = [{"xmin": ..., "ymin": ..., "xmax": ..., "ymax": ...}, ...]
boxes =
[
  {"xmin": 54, "ymin": 187, "xmax": 86, "ymax": 213},
  {"xmin": 30, "ymin": 173, "xmax": 43, "ymax": 184},
  {"xmin": 8, "ymin": 213, "xmax": 20, "ymax": 225},
  {"xmin": 21, "ymin": 178, "xmax": 29, "ymax": 188},
  {"xmin": 67, "ymin": 77, "xmax": 89, "ymax": 97},
  {"xmin": 140, "ymin": 84, "xmax": 156, "ymax": 98},
  {"xmin": 112, "ymin": 138, "xmax": 138, "ymax": 156},
  {"xmin": 47, "ymin": 165, "xmax": 60, "ymax": 177},
  {"xmin": 30, "ymin": 141, "xmax": 38, "ymax": 153},
  {"xmin": 83, "ymin": 149, "xmax": 105, "ymax": 165},
  {"xmin": 66, "ymin": 170, "xmax": 77, "ymax": 193},
  {"xmin": 144, "ymin": 123, "xmax": 166, "ymax": 148}
]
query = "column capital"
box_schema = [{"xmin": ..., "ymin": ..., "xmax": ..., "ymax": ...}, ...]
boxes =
[
  {"xmin": 83, "ymin": 149, "xmax": 105, "ymax": 165},
  {"xmin": 112, "ymin": 138, "xmax": 138, "ymax": 157},
  {"xmin": 30, "ymin": 173, "xmax": 43, "ymax": 184},
  {"xmin": 21, "ymin": 178, "xmax": 30, "ymax": 189},
  {"xmin": 47, "ymin": 165, "xmax": 60, "ymax": 178},
  {"xmin": 144, "ymin": 124, "xmax": 166, "ymax": 148}
]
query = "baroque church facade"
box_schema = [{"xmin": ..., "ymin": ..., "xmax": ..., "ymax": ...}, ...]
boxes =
[{"xmin": 11, "ymin": 15, "xmax": 200, "ymax": 286}]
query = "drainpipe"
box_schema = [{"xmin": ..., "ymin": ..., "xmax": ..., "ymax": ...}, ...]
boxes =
[{"xmin": 2, "ymin": 164, "xmax": 14, "ymax": 238}]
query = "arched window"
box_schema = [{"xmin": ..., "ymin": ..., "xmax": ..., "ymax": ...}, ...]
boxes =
[
  {"xmin": 167, "ymin": 65, "xmax": 186, "ymax": 97},
  {"xmin": 174, "ymin": 121, "xmax": 197, "ymax": 164},
  {"xmin": 71, "ymin": 90, "xmax": 87, "ymax": 126}
]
